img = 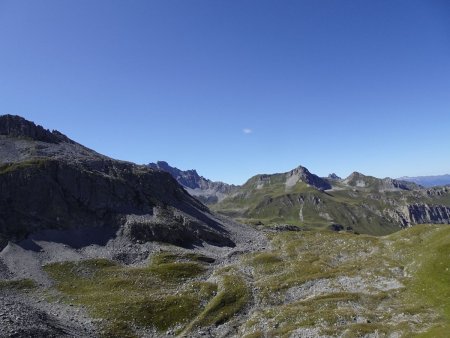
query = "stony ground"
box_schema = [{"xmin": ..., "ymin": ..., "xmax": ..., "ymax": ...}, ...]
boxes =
[{"xmin": 0, "ymin": 220, "xmax": 449, "ymax": 338}]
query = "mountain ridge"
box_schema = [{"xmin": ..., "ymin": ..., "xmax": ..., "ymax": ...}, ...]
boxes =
[
  {"xmin": 0, "ymin": 114, "xmax": 74, "ymax": 144},
  {"xmin": 0, "ymin": 115, "xmax": 234, "ymax": 250},
  {"xmin": 212, "ymin": 166, "xmax": 450, "ymax": 234},
  {"xmin": 148, "ymin": 161, "xmax": 238, "ymax": 204}
]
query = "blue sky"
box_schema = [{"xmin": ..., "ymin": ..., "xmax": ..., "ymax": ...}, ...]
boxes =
[{"xmin": 0, "ymin": 0, "xmax": 449, "ymax": 184}]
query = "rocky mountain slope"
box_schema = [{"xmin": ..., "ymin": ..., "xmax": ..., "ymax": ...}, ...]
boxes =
[
  {"xmin": 0, "ymin": 115, "xmax": 234, "ymax": 250},
  {"xmin": 213, "ymin": 166, "xmax": 450, "ymax": 235},
  {"xmin": 148, "ymin": 161, "xmax": 238, "ymax": 204},
  {"xmin": 398, "ymin": 174, "xmax": 450, "ymax": 187},
  {"xmin": 0, "ymin": 115, "xmax": 449, "ymax": 337}
]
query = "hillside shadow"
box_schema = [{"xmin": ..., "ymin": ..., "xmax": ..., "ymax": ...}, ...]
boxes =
[{"xmin": 18, "ymin": 226, "xmax": 118, "ymax": 252}]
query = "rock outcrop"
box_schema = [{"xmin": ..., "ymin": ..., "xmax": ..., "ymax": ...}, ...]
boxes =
[
  {"xmin": 0, "ymin": 115, "xmax": 234, "ymax": 250},
  {"xmin": 327, "ymin": 173, "xmax": 342, "ymax": 180},
  {"xmin": 407, "ymin": 204, "xmax": 450, "ymax": 224},
  {"xmin": 0, "ymin": 114, "xmax": 73, "ymax": 144}
]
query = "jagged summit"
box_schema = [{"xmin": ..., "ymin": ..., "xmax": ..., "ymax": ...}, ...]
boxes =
[
  {"xmin": 286, "ymin": 165, "xmax": 331, "ymax": 190},
  {"xmin": 0, "ymin": 114, "xmax": 73, "ymax": 144},
  {"xmin": 328, "ymin": 173, "xmax": 342, "ymax": 180},
  {"xmin": 149, "ymin": 161, "xmax": 203, "ymax": 190},
  {"xmin": 148, "ymin": 161, "xmax": 238, "ymax": 204},
  {"xmin": 0, "ymin": 114, "xmax": 115, "ymax": 166}
]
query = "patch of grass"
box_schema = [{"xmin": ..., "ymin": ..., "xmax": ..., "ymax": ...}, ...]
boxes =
[
  {"xmin": 196, "ymin": 274, "xmax": 249, "ymax": 326},
  {"xmin": 151, "ymin": 251, "xmax": 215, "ymax": 265},
  {"xmin": 387, "ymin": 225, "xmax": 450, "ymax": 336},
  {"xmin": 0, "ymin": 279, "xmax": 36, "ymax": 290},
  {"xmin": 44, "ymin": 254, "xmax": 216, "ymax": 336},
  {"xmin": 0, "ymin": 158, "xmax": 50, "ymax": 175},
  {"xmin": 249, "ymin": 252, "xmax": 284, "ymax": 274},
  {"xmin": 181, "ymin": 270, "xmax": 250, "ymax": 334},
  {"xmin": 148, "ymin": 262, "xmax": 205, "ymax": 281},
  {"xmin": 248, "ymin": 231, "xmax": 385, "ymax": 304},
  {"xmin": 241, "ymin": 226, "xmax": 450, "ymax": 336}
]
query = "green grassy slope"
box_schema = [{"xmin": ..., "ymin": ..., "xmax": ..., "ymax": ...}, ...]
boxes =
[
  {"xmin": 213, "ymin": 172, "xmax": 450, "ymax": 235},
  {"xmin": 213, "ymin": 181, "xmax": 401, "ymax": 235},
  {"xmin": 44, "ymin": 252, "xmax": 249, "ymax": 337},
  {"xmin": 240, "ymin": 224, "xmax": 450, "ymax": 337}
]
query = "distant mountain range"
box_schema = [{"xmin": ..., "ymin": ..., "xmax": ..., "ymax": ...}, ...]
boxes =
[
  {"xmin": 397, "ymin": 174, "xmax": 450, "ymax": 187},
  {"xmin": 152, "ymin": 161, "xmax": 450, "ymax": 235}
]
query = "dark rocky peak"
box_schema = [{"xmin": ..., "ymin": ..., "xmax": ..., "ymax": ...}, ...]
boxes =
[
  {"xmin": 152, "ymin": 161, "xmax": 196, "ymax": 175},
  {"xmin": 148, "ymin": 161, "xmax": 202, "ymax": 189},
  {"xmin": 287, "ymin": 165, "xmax": 331, "ymax": 190},
  {"xmin": 288, "ymin": 165, "xmax": 311, "ymax": 177},
  {"xmin": 0, "ymin": 114, "xmax": 73, "ymax": 144},
  {"xmin": 328, "ymin": 173, "xmax": 341, "ymax": 180},
  {"xmin": 147, "ymin": 161, "xmax": 238, "ymax": 205}
]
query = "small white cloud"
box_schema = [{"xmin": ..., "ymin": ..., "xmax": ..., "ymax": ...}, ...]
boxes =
[{"xmin": 243, "ymin": 128, "xmax": 252, "ymax": 134}]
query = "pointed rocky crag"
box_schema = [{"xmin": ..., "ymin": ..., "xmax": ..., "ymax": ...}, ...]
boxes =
[
  {"xmin": 0, "ymin": 114, "xmax": 73, "ymax": 144},
  {"xmin": 286, "ymin": 165, "xmax": 332, "ymax": 191},
  {"xmin": 327, "ymin": 173, "xmax": 341, "ymax": 180},
  {"xmin": 148, "ymin": 161, "xmax": 238, "ymax": 204}
]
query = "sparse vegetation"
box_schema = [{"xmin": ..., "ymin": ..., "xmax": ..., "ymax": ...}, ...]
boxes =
[
  {"xmin": 239, "ymin": 225, "xmax": 450, "ymax": 337},
  {"xmin": 44, "ymin": 254, "xmax": 216, "ymax": 336},
  {"xmin": 0, "ymin": 279, "xmax": 36, "ymax": 290},
  {"xmin": 191, "ymin": 272, "xmax": 249, "ymax": 327},
  {"xmin": 41, "ymin": 226, "xmax": 450, "ymax": 337},
  {"xmin": 0, "ymin": 158, "xmax": 50, "ymax": 175}
]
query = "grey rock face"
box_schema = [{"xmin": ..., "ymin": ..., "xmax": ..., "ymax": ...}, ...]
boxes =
[
  {"xmin": 385, "ymin": 203, "xmax": 450, "ymax": 227},
  {"xmin": 407, "ymin": 204, "xmax": 450, "ymax": 224},
  {"xmin": 0, "ymin": 114, "xmax": 73, "ymax": 144},
  {"xmin": 148, "ymin": 161, "xmax": 238, "ymax": 204},
  {"xmin": 286, "ymin": 165, "xmax": 332, "ymax": 190},
  {"xmin": 327, "ymin": 173, "xmax": 342, "ymax": 180},
  {"xmin": 0, "ymin": 115, "xmax": 234, "ymax": 250},
  {"xmin": 122, "ymin": 210, "xmax": 234, "ymax": 248}
]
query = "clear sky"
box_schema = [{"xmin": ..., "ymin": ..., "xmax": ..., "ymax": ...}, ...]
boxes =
[{"xmin": 1, "ymin": 0, "xmax": 449, "ymax": 184}]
